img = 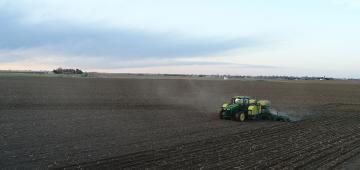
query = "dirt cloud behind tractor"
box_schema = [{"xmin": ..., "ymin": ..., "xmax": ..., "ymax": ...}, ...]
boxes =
[
  {"xmin": 145, "ymin": 79, "xmax": 307, "ymax": 122},
  {"xmin": 270, "ymin": 109, "xmax": 304, "ymax": 122}
]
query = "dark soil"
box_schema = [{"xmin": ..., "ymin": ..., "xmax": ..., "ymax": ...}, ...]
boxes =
[{"xmin": 0, "ymin": 77, "xmax": 359, "ymax": 169}]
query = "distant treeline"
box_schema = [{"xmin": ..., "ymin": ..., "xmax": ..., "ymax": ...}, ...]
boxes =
[{"xmin": 53, "ymin": 68, "xmax": 84, "ymax": 74}]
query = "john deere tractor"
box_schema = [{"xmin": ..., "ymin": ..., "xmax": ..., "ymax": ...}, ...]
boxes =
[{"xmin": 219, "ymin": 96, "xmax": 290, "ymax": 122}]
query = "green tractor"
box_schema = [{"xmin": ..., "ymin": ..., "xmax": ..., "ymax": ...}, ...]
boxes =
[{"xmin": 219, "ymin": 96, "xmax": 290, "ymax": 122}]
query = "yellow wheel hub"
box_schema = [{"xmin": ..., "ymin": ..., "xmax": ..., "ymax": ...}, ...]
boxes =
[{"xmin": 240, "ymin": 113, "xmax": 246, "ymax": 122}]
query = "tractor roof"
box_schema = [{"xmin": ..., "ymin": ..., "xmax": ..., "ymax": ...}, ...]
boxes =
[{"xmin": 233, "ymin": 96, "xmax": 250, "ymax": 99}]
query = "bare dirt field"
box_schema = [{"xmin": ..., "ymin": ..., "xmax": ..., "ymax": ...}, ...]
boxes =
[{"xmin": 0, "ymin": 77, "xmax": 360, "ymax": 169}]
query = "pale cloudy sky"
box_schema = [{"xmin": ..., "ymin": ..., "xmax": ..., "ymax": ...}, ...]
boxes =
[{"xmin": 0, "ymin": 0, "xmax": 359, "ymax": 78}]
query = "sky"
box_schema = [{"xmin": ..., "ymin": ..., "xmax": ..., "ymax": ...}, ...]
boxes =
[{"xmin": 0, "ymin": 0, "xmax": 359, "ymax": 78}]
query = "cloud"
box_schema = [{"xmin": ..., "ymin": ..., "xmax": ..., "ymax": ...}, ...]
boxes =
[
  {"xmin": 0, "ymin": 2, "xmax": 273, "ymax": 74},
  {"xmin": 0, "ymin": 6, "xmax": 257, "ymax": 62},
  {"xmin": 0, "ymin": 48, "xmax": 276, "ymax": 72},
  {"xmin": 94, "ymin": 58, "xmax": 278, "ymax": 69}
]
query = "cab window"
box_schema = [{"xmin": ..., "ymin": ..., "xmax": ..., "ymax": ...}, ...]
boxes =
[{"xmin": 243, "ymin": 98, "xmax": 249, "ymax": 105}]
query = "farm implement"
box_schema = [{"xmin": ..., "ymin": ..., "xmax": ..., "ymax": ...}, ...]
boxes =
[{"xmin": 219, "ymin": 96, "xmax": 291, "ymax": 122}]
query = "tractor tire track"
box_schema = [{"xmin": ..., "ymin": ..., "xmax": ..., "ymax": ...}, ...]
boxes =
[{"xmin": 59, "ymin": 114, "xmax": 360, "ymax": 170}]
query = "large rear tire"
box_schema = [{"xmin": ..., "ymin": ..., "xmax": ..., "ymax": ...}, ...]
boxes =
[{"xmin": 235, "ymin": 113, "xmax": 240, "ymax": 121}]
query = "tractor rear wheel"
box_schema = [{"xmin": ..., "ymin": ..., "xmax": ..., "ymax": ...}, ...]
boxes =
[
  {"xmin": 235, "ymin": 113, "xmax": 240, "ymax": 121},
  {"xmin": 239, "ymin": 113, "xmax": 246, "ymax": 122}
]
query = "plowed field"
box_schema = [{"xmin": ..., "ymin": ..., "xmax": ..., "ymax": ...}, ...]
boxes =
[{"xmin": 1, "ymin": 77, "xmax": 359, "ymax": 169}]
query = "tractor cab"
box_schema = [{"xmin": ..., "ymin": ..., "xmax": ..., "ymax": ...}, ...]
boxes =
[{"xmin": 230, "ymin": 96, "xmax": 250, "ymax": 106}]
